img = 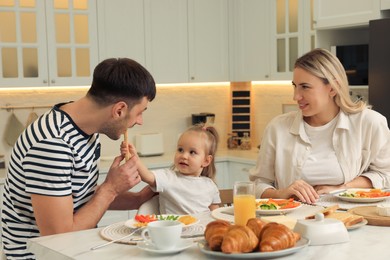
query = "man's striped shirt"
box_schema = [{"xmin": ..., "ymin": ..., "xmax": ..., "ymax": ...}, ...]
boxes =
[{"xmin": 1, "ymin": 104, "xmax": 100, "ymax": 259}]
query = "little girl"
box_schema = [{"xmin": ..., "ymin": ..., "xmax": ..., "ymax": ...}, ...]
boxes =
[{"xmin": 122, "ymin": 124, "xmax": 221, "ymax": 214}]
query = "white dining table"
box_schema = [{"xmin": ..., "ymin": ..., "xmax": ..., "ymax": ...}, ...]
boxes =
[{"xmin": 27, "ymin": 210, "xmax": 390, "ymax": 260}]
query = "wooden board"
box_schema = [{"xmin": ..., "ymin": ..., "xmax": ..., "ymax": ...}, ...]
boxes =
[{"xmin": 348, "ymin": 206, "xmax": 390, "ymax": 226}]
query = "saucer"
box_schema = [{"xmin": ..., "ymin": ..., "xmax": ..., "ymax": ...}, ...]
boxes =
[{"xmin": 137, "ymin": 239, "xmax": 193, "ymax": 254}]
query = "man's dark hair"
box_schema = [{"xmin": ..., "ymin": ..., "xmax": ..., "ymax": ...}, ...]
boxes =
[{"xmin": 87, "ymin": 58, "xmax": 156, "ymax": 108}]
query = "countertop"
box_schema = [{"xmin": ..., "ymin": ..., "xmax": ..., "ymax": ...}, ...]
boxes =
[
  {"xmin": 98, "ymin": 149, "xmax": 258, "ymax": 174},
  {"xmin": 0, "ymin": 149, "xmax": 258, "ymax": 184},
  {"xmin": 27, "ymin": 211, "xmax": 390, "ymax": 260}
]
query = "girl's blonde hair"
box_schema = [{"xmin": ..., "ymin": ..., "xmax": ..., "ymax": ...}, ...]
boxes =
[
  {"xmin": 173, "ymin": 123, "xmax": 219, "ymax": 181},
  {"xmin": 294, "ymin": 48, "xmax": 368, "ymax": 114}
]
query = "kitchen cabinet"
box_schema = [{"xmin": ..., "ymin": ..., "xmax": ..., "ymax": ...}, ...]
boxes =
[
  {"xmin": 97, "ymin": 0, "xmax": 229, "ymax": 84},
  {"xmin": 97, "ymin": 0, "xmax": 145, "ymax": 65},
  {"xmin": 215, "ymin": 161, "xmax": 228, "ymax": 189},
  {"xmin": 187, "ymin": 0, "xmax": 229, "ymax": 83},
  {"xmin": 226, "ymin": 161, "xmax": 255, "ymax": 189},
  {"xmin": 269, "ymin": 0, "xmax": 315, "ymax": 80},
  {"xmin": 143, "ymin": 0, "xmax": 188, "ymax": 83},
  {"xmin": 0, "ymin": 0, "xmax": 98, "ymax": 87},
  {"xmin": 313, "ymin": 0, "xmax": 381, "ymax": 29},
  {"xmin": 228, "ymin": 0, "xmax": 270, "ymax": 81},
  {"xmin": 382, "ymin": 0, "xmax": 390, "ymax": 10}
]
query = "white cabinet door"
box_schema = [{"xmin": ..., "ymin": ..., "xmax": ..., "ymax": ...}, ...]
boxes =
[
  {"xmin": 226, "ymin": 161, "xmax": 255, "ymax": 189},
  {"xmin": 269, "ymin": 0, "xmax": 315, "ymax": 80},
  {"xmin": 228, "ymin": 0, "xmax": 270, "ymax": 81},
  {"xmin": 45, "ymin": 0, "xmax": 98, "ymax": 86},
  {"xmin": 381, "ymin": 0, "xmax": 390, "ymax": 10},
  {"xmin": 0, "ymin": 0, "xmax": 98, "ymax": 87},
  {"xmin": 215, "ymin": 161, "xmax": 228, "ymax": 189},
  {"xmin": 314, "ymin": 0, "xmax": 381, "ymax": 29},
  {"xmin": 144, "ymin": 0, "xmax": 188, "ymax": 83},
  {"xmin": 97, "ymin": 0, "xmax": 146, "ymax": 66},
  {"xmin": 188, "ymin": 0, "xmax": 229, "ymax": 82}
]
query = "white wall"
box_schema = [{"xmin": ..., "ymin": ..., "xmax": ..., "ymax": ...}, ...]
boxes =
[{"xmin": 0, "ymin": 83, "xmax": 295, "ymax": 166}]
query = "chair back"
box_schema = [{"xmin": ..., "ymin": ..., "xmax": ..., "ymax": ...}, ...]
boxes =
[
  {"xmin": 137, "ymin": 195, "xmax": 160, "ymax": 215},
  {"xmin": 219, "ymin": 189, "xmax": 233, "ymax": 207}
]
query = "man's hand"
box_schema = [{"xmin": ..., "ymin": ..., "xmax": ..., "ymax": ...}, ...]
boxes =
[{"xmin": 102, "ymin": 155, "xmax": 141, "ymax": 196}]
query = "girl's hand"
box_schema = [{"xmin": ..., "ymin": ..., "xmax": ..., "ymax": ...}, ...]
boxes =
[{"xmin": 280, "ymin": 180, "xmax": 319, "ymax": 204}]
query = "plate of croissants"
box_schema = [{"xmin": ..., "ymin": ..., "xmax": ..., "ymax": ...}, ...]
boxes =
[{"xmin": 199, "ymin": 218, "xmax": 309, "ymax": 258}]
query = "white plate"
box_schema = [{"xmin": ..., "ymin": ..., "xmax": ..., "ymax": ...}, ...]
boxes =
[
  {"xmin": 256, "ymin": 199, "xmax": 302, "ymax": 215},
  {"xmin": 335, "ymin": 189, "xmax": 390, "ymax": 203},
  {"xmin": 137, "ymin": 239, "xmax": 193, "ymax": 254},
  {"xmin": 346, "ymin": 219, "xmax": 368, "ymax": 230},
  {"xmin": 125, "ymin": 215, "xmax": 199, "ymax": 228},
  {"xmin": 211, "ymin": 206, "xmax": 234, "ymax": 222},
  {"xmin": 198, "ymin": 237, "xmax": 309, "ymax": 259}
]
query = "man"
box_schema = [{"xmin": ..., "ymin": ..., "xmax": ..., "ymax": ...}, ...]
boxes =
[{"xmin": 1, "ymin": 58, "xmax": 156, "ymax": 259}]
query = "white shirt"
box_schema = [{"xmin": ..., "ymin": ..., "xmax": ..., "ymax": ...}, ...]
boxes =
[
  {"xmin": 249, "ymin": 109, "xmax": 390, "ymax": 198},
  {"xmin": 152, "ymin": 168, "xmax": 221, "ymax": 214},
  {"xmin": 302, "ymin": 114, "xmax": 344, "ymax": 185}
]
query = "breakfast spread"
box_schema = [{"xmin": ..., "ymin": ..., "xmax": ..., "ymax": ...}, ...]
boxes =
[
  {"xmin": 204, "ymin": 219, "xmax": 300, "ymax": 254},
  {"xmin": 256, "ymin": 198, "xmax": 301, "ymax": 210},
  {"xmin": 305, "ymin": 204, "xmax": 364, "ymax": 227},
  {"xmin": 339, "ymin": 189, "xmax": 390, "ymax": 198},
  {"xmin": 133, "ymin": 214, "xmax": 197, "ymax": 227}
]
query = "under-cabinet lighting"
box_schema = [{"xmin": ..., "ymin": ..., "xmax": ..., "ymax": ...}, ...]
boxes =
[
  {"xmin": 0, "ymin": 86, "xmax": 89, "ymax": 92},
  {"xmin": 157, "ymin": 82, "xmax": 230, "ymax": 88},
  {"xmin": 252, "ymin": 80, "xmax": 291, "ymax": 85}
]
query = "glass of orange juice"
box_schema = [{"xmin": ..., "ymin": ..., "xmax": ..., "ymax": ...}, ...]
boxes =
[{"xmin": 233, "ymin": 181, "xmax": 256, "ymax": 226}]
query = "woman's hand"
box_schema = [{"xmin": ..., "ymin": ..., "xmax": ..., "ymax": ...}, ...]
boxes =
[
  {"xmin": 313, "ymin": 184, "xmax": 346, "ymax": 195},
  {"xmin": 280, "ymin": 180, "xmax": 319, "ymax": 204}
]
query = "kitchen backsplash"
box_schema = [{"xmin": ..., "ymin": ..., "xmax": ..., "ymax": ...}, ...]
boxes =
[{"xmin": 0, "ymin": 82, "xmax": 296, "ymax": 165}]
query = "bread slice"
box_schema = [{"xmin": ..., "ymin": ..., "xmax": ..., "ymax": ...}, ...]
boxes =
[
  {"xmin": 305, "ymin": 204, "xmax": 340, "ymax": 219},
  {"xmin": 326, "ymin": 212, "xmax": 364, "ymax": 227}
]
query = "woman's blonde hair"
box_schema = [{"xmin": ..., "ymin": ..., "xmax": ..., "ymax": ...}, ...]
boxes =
[{"xmin": 294, "ymin": 48, "xmax": 368, "ymax": 114}]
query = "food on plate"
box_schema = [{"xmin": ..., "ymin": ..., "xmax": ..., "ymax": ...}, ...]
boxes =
[
  {"xmin": 305, "ymin": 205, "xmax": 364, "ymax": 227},
  {"xmin": 256, "ymin": 198, "xmax": 301, "ymax": 210},
  {"xmin": 204, "ymin": 220, "xmax": 231, "ymax": 251},
  {"xmin": 259, "ymin": 222, "xmax": 301, "ymax": 252},
  {"xmin": 134, "ymin": 214, "xmax": 158, "ymax": 227},
  {"xmin": 178, "ymin": 215, "xmax": 197, "ymax": 225},
  {"xmin": 326, "ymin": 212, "xmax": 364, "ymax": 227},
  {"xmin": 246, "ymin": 218, "xmax": 266, "ymax": 238},
  {"xmin": 204, "ymin": 218, "xmax": 300, "ymax": 254},
  {"xmin": 133, "ymin": 214, "xmax": 197, "ymax": 227},
  {"xmin": 305, "ymin": 204, "xmax": 340, "ymax": 219},
  {"xmin": 339, "ymin": 189, "xmax": 390, "ymax": 198},
  {"xmin": 221, "ymin": 225, "xmax": 259, "ymax": 253}
]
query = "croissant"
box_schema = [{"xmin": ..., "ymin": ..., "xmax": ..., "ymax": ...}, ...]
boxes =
[
  {"xmin": 221, "ymin": 225, "xmax": 259, "ymax": 253},
  {"xmin": 259, "ymin": 222, "xmax": 301, "ymax": 252},
  {"xmin": 246, "ymin": 218, "xmax": 266, "ymax": 239},
  {"xmin": 204, "ymin": 220, "xmax": 230, "ymax": 251}
]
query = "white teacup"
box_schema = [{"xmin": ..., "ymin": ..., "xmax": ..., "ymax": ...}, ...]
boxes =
[{"xmin": 141, "ymin": 220, "xmax": 183, "ymax": 250}]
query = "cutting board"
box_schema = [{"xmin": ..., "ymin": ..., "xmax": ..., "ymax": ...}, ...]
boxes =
[{"xmin": 348, "ymin": 206, "xmax": 390, "ymax": 226}]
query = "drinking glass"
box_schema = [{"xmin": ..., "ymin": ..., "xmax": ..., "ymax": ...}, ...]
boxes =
[{"xmin": 233, "ymin": 181, "xmax": 256, "ymax": 226}]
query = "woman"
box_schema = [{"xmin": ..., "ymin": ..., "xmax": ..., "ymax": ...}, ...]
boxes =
[{"xmin": 250, "ymin": 48, "xmax": 390, "ymax": 204}]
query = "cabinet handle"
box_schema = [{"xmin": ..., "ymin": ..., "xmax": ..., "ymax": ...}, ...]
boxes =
[
  {"xmin": 191, "ymin": 76, "xmax": 195, "ymax": 80},
  {"xmin": 51, "ymin": 79, "xmax": 56, "ymax": 84},
  {"xmin": 43, "ymin": 80, "xmax": 48, "ymax": 84}
]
